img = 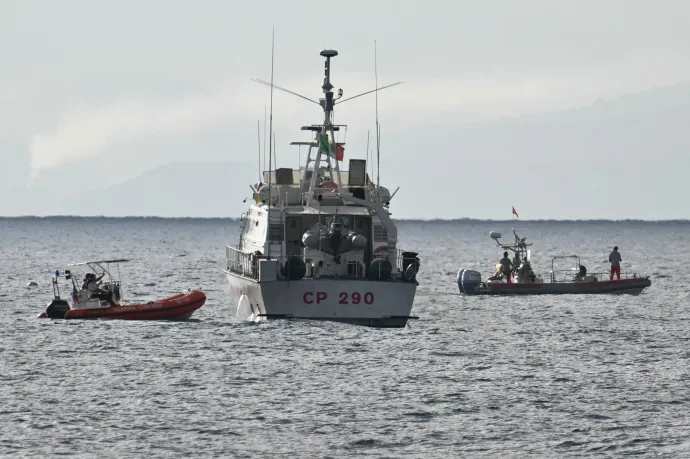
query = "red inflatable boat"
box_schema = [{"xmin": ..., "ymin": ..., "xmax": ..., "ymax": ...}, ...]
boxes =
[
  {"xmin": 39, "ymin": 290, "xmax": 206, "ymax": 320},
  {"xmin": 39, "ymin": 259, "xmax": 206, "ymax": 321}
]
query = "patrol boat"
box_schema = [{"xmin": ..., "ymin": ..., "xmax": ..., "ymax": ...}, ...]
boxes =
[
  {"xmin": 225, "ymin": 48, "xmax": 420, "ymax": 328},
  {"xmin": 457, "ymin": 230, "xmax": 651, "ymax": 295}
]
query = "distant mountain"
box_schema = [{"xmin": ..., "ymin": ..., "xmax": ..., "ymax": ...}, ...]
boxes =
[
  {"xmin": 388, "ymin": 81, "xmax": 690, "ymax": 219},
  {"xmin": 58, "ymin": 161, "xmax": 259, "ymax": 218}
]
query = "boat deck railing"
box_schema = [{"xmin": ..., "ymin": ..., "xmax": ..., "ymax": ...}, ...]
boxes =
[
  {"xmin": 226, "ymin": 245, "xmax": 260, "ymax": 280},
  {"xmin": 226, "ymin": 245, "xmax": 417, "ymax": 282},
  {"xmin": 394, "ymin": 248, "xmax": 405, "ymax": 272},
  {"xmin": 548, "ymin": 270, "xmax": 642, "ymax": 283}
]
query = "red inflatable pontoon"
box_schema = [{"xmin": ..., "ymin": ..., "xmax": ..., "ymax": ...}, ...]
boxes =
[{"xmin": 40, "ymin": 259, "xmax": 206, "ymax": 321}]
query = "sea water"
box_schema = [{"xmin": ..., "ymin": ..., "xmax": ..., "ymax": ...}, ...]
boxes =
[{"xmin": 1, "ymin": 217, "xmax": 688, "ymax": 458}]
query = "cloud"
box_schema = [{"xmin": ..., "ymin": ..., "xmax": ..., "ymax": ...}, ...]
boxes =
[
  {"xmin": 24, "ymin": 73, "xmax": 423, "ymax": 184},
  {"xmin": 27, "ymin": 82, "xmax": 259, "ymax": 182},
  {"xmin": 27, "ymin": 50, "xmax": 690, "ymax": 185}
]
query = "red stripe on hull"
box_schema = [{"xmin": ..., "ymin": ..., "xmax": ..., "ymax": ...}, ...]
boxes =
[{"xmin": 487, "ymin": 277, "xmax": 651, "ymax": 295}]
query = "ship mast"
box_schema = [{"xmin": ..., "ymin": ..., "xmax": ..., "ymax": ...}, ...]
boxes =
[
  {"xmin": 304, "ymin": 50, "xmax": 344, "ymax": 207},
  {"xmin": 247, "ymin": 48, "xmax": 402, "ymax": 208}
]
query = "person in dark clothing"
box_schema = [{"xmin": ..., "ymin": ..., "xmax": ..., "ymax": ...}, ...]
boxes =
[
  {"xmin": 500, "ymin": 251, "xmax": 513, "ymax": 284},
  {"xmin": 609, "ymin": 246, "xmax": 622, "ymax": 280}
]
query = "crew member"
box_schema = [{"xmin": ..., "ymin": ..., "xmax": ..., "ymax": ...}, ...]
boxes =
[
  {"xmin": 519, "ymin": 257, "xmax": 537, "ymax": 283},
  {"xmin": 500, "ymin": 251, "xmax": 513, "ymax": 284},
  {"xmin": 609, "ymin": 246, "xmax": 622, "ymax": 280}
]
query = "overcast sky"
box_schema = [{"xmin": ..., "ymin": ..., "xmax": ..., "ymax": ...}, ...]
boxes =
[{"xmin": 1, "ymin": 0, "xmax": 688, "ymax": 218}]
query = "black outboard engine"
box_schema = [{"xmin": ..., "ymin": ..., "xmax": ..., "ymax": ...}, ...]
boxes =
[
  {"xmin": 457, "ymin": 269, "xmax": 466, "ymax": 293},
  {"xmin": 46, "ymin": 298, "xmax": 71, "ymax": 319}
]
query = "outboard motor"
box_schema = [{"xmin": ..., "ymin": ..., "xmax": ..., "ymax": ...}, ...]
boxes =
[
  {"xmin": 457, "ymin": 269, "xmax": 482, "ymax": 295},
  {"xmin": 45, "ymin": 298, "xmax": 71, "ymax": 319},
  {"xmin": 457, "ymin": 269, "xmax": 466, "ymax": 293}
]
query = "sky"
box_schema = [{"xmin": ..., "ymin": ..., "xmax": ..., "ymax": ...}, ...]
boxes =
[{"xmin": 1, "ymin": 0, "xmax": 689, "ymax": 219}]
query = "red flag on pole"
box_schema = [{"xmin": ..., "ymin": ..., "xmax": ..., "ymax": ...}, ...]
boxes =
[
  {"xmin": 335, "ymin": 143, "xmax": 344, "ymax": 161},
  {"xmin": 512, "ymin": 206, "xmax": 519, "ymax": 218}
]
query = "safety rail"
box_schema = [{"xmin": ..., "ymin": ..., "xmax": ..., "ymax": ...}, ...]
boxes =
[
  {"xmin": 395, "ymin": 248, "xmax": 404, "ymax": 272},
  {"xmin": 548, "ymin": 270, "xmax": 641, "ymax": 283},
  {"xmin": 226, "ymin": 245, "xmax": 419, "ymax": 282},
  {"xmin": 396, "ymin": 248, "xmax": 420, "ymax": 270},
  {"xmin": 226, "ymin": 245, "xmax": 259, "ymax": 280}
]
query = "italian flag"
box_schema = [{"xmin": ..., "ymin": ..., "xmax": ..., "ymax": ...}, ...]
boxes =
[{"xmin": 318, "ymin": 133, "xmax": 344, "ymax": 161}]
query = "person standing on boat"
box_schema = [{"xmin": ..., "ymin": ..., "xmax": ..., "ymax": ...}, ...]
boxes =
[
  {"xmin": 513, "ymin": 252, "xmax": 522, "ymax": 272},
  {"xmin": 519, "ymin": 257, "xmax": 536, "ymax": 283},
  {"xmin": 609, "ymin": 246, "xmax": 622, "ymax": 280},
  {"xmin": 500, "ymin": 251, "xmax": 514, "ymax": 283}
]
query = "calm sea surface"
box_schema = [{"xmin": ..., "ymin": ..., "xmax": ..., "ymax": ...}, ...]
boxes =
[{"xmin": 1, "ymin": 218, "xmax": 688, "ymax": 458}]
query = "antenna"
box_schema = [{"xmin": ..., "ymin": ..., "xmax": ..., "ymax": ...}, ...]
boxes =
[
  {"xmin": 377, "ymin": 124, "xmax": 382, "ymax": 194},
  {"xmin": 267, "ymin": 26, "xmax": 275, "ymax": 260},
  {"xmin": 374, "ymin": 43, "xmax": 380, "ymax": 197},
  {"xmin": 252, "ymin": 69, "xmax": 401, "ymax": 109},
  {"xmin": 263, "ymin": 106, "xmax": 267, "ymax": 181},
  {"xmin": 273, "ymin": 133, "xmax": 277, "ymax": 175},
  {"xmin": 298, "ymin": 144, "xmax": 302, "ymax": 205},
  {"xmin": 366, "ymin": 129, "xmax": 370, "ymax": 184},
  {"xmin": 336, "ymin": 82, "xmax": 403, "ymax": 104},
  {"xmin": 370, "ymin": 146, "xmax": 375, "ymax": 186},
  {"xmin": 252, "ymin": 78, "xmax": 320, "ymax": 105},
  {"xmin": 257, "ymin": 120, "xmax": 261, "ymax": 180}
]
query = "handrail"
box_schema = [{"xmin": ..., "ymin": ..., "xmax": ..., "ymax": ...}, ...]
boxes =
[
  {"xmin": 226, "ymin": 245, "xmax": 260, "ymax": 280},
  {"xmin": 226, "ymin": 244, "xmax": 414, "ymax": 282},
  {"xmin": 547, "ymin": 269, "xmax": 644, "ymax": 283}
]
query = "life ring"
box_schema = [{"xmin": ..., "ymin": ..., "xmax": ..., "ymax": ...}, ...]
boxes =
[
  {"xmin": 373, "ymin": 245, "xmax": 388, "ymax": 258},
  {"xmin": 318, "ymin": 181, "xmax": 338, "ymax": 192}
]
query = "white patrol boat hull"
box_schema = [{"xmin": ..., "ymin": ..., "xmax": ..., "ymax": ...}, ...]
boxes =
[{"xmin": 226, "ymin": 271, "xmax": 417, "ymax": 328}]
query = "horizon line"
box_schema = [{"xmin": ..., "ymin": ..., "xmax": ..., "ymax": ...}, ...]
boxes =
[{"xmin": 1, "ymin": 215, "xmax": 689, "ymax": 223}]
